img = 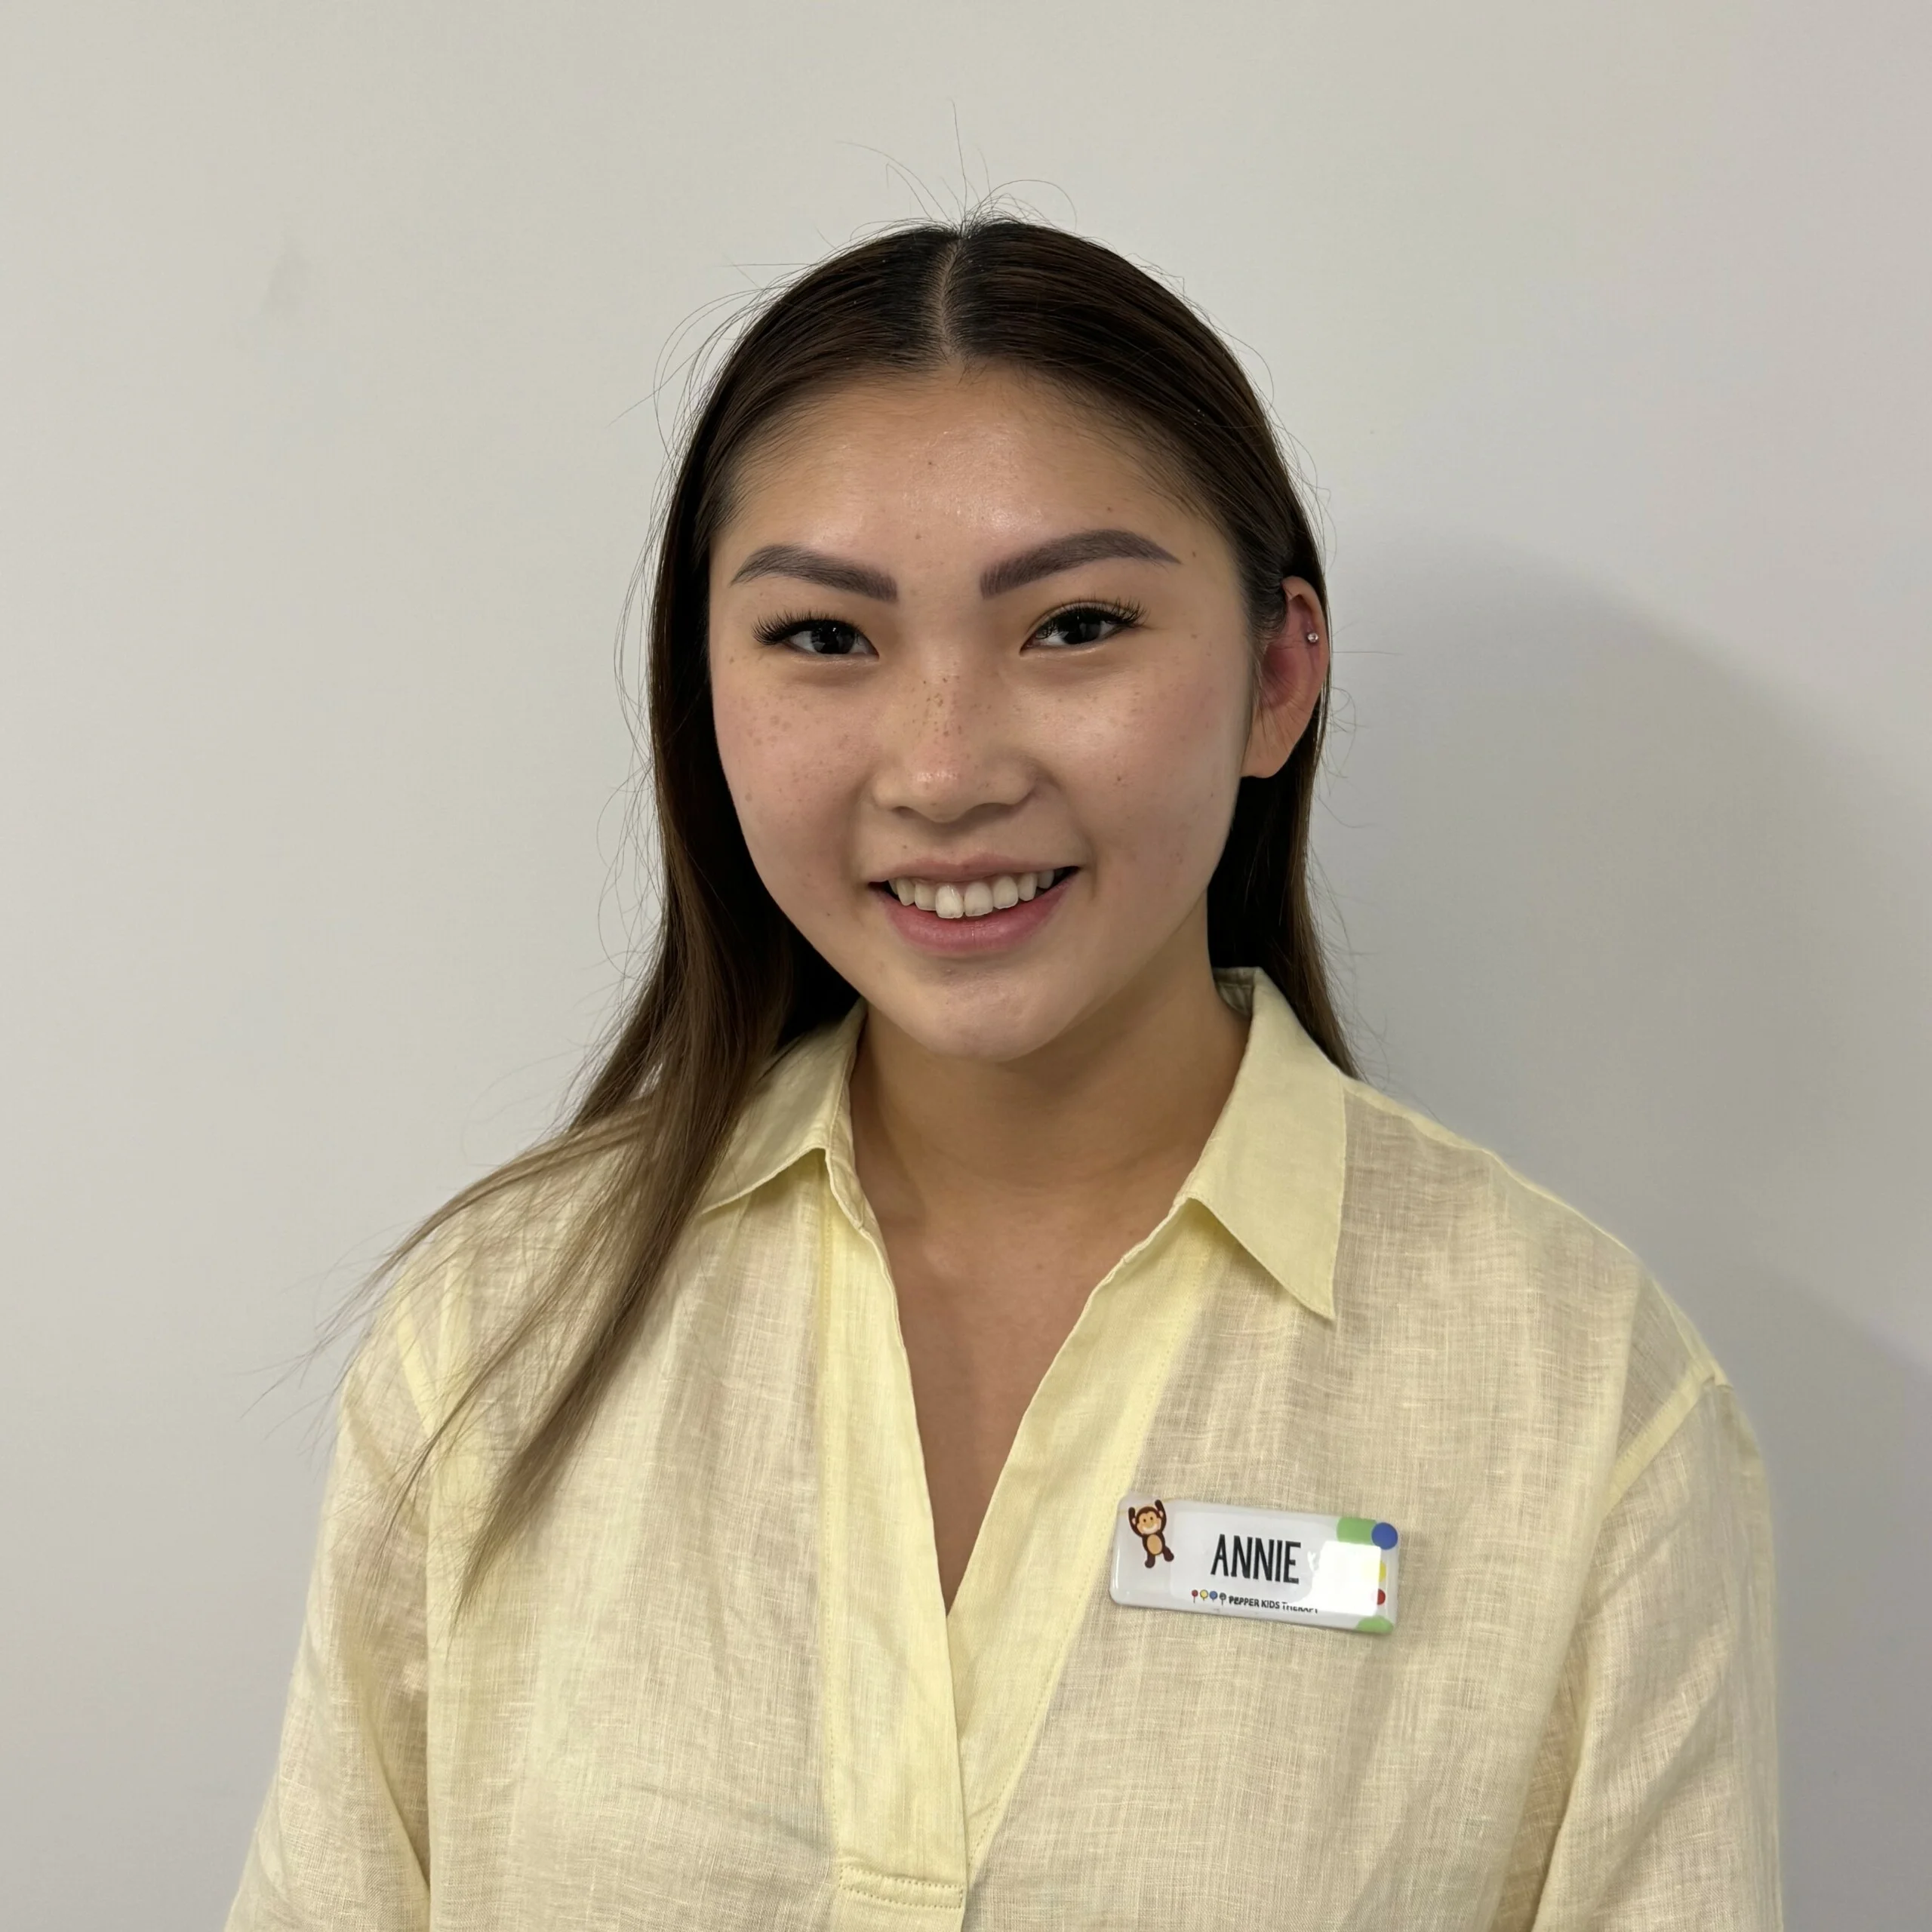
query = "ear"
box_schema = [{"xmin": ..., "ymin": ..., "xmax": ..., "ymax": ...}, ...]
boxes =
[{"xmin": 1241, "ymin": 577, "xmax": 1329, "ymax": 781}]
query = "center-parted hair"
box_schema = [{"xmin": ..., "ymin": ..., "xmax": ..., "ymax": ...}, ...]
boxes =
[{"xmin": 382, "ymin": 218, "xmax": 1358, "ymax": 1601}]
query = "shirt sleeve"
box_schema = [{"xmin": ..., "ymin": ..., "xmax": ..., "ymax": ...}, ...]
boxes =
[
  {"xmin": 1498, "ymin": 1373, "xmax": 1783, "ymax": 1930},
  {"xmin": 225, "ymin": 1281, "xmax": 437, "ymax": 1932}
]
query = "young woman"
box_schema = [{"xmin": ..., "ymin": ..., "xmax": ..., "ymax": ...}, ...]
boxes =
[{"xmin": 229, "ymin": 220, "xmax": 1780, "ymax": 1930}]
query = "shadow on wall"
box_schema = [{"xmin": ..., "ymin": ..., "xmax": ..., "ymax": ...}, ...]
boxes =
[{"xmin": 1317, "ymin": 532, "xmax": 1930, "ymax": 1930}]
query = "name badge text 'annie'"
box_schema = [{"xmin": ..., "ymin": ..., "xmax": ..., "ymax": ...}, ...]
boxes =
[{"xmin": 1110, "ymin": 1497, "xmax": 1400, "ymax": 1633}]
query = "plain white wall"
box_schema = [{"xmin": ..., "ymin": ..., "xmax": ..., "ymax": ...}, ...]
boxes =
[{"xmin": 3, "ymin": 3, "xmax": 1925, "ymax": 1924}]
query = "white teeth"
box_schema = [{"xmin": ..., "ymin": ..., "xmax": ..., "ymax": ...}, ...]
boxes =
[{"xmin": 888, "ymin": 868, "xmax": 1064, "ymax": 918}]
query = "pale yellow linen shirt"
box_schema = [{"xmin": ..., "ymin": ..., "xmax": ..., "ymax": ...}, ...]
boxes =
[{"xmin": 229, "ymin": 968, "xmax": 1780, "ymax": 1930}]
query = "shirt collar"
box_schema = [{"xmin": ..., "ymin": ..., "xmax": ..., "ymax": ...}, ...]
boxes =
[
  {"xmin": 698, "ymin": 1001, "xmax": 869, "ymax": 1217},
  {"xmin": 1177, "ymin": 968, "xmax": 1346, "ymax": 1321},
  {"xmin": 698, "ymin": 967, "xmax": 1347, "ymax": 1321}
]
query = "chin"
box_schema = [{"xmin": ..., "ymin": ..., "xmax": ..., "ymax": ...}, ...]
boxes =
[{"xmin": 860, "ymin": 968, "xmax": 1102, "ymax": 1066}]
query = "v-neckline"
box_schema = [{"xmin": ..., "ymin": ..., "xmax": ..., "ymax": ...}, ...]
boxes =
[
  {"xmin": 814, "ymin": 1126, "xmax": 1221, "ymax": 1910},
  {"xmin": 801, "ymin": 969, "xmax": 1347, "ymax": 1924}
]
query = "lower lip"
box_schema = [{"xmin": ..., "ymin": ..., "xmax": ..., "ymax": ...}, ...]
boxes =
[{"xmin": 873, "ymin": 872, "xmax": 1076, "ymax": 955}]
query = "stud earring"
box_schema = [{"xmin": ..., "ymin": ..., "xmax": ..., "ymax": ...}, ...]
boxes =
[{"xmin": 1305, "ymin": 630, "xmax": 1319, "ymax": 643}]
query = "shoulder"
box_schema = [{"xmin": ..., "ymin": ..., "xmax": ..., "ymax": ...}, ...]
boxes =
[
  {"xmin": 1337, "ymin": 1078, "xmax": 1727, "ymax": 1502},
  {"xmin": 1338, "ymin": 1076, "xmax": 1657, "ymax": 1314},
  {"xmin": 351, "ymin": 1125, "xmax": 638, "ymax": 1441}
]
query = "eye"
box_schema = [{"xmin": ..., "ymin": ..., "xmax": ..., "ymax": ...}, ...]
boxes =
[
  {"xmin": 1028, "ymin": 601, "xmax": 1143, "ymax": 650},
  {"xmin": 754, "ymin": 614, "xmax": 875, "ymax": 658}
]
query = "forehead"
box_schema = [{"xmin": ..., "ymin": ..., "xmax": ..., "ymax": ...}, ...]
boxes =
[{"xmin": 721, "ymin": 365, "xmax": 1203, "ymax": 554}]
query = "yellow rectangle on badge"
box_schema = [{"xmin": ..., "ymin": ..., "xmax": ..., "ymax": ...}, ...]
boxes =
[{"xmin": 1111, "ymin": 1496, "xmax": 1399, "ymax": 1632}]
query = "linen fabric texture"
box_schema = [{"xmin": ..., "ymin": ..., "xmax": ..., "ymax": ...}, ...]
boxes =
[{"xmin": 228, "ymin": 969, "xmax": 1780, "ymax": 1930}]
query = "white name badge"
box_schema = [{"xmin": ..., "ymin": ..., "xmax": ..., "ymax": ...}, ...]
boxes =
[{"xmin": 1111, "ymin": 1495, "xmax": 1400, "ymax": 1633}]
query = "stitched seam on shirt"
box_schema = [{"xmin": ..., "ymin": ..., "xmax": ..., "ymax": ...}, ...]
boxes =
[
  {"xmin": 815, "ymin": 1180, "xmax": 850, "ymax": 1872},
  {"xmin": 967, "ymin": 1540, "xmax": 1109, "ymax": 1873},
  {"xmin": 835, "ymin": 1861, "xmax": 967, "ymax": 1909},
  {"xmin": 817, "ymin": 1149, "xmax": 973, "ymax": 1894},
  {"xmin": 963, "ymin": 1250, "xmax": 1213, "ymax": 1871},
  {"xmin": 1602, "ymin": 1361, "xmax": 1712, "ymax": 1518},
  {"xmin": 1659, "ymin": 1286, "xmax": 1729, "ymax": 1389}
]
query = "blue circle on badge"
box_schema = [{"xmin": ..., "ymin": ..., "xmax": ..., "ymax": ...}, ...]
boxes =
[{"xmin": 1371, "ymin": 1521, "xmax": 1398, "ymax": 1549}]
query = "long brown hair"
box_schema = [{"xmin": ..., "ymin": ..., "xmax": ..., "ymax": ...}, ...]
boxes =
[{"xmin": 383, "ymin": 216, "xmax": 1358, "ymax": 1602}]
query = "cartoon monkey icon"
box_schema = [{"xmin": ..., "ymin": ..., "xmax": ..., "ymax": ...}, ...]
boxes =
[{"xmin": 1128, "ymin": 1500, "xmax": 1175, "ymax": 1568}]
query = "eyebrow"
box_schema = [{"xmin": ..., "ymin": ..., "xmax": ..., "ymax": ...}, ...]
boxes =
[
  {"xmin": 729, "ymin": 543, "xmax": 898, "ymax": 601},
  {"xmin": 726, "ymin": 527, "xmax": 1180, "ymax": 605},
  {"xmin": 977, "ymin": 528, "xmax": 1179, "ymax": 599}
]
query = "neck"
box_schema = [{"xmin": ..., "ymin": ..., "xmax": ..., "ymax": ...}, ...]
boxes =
[{"xmin": 848, "ymin": 921, "xmax": 1249, "ymax": 1226}]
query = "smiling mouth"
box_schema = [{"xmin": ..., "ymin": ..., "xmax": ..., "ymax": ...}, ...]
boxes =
[{"xmin": 870, "ymin": 866, "xmax": 1078, "ymax": 921}]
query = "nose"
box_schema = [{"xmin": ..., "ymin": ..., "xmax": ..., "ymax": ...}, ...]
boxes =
[{"xmin": 868, "ymin": 648, "xmax": 1034, "ymax": 826}]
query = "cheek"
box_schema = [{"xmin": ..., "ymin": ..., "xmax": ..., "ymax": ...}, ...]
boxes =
[
  {"xmin": 1063, "ymin": 653, "xmax": 1248, "ymax": 887},
  {"xmin": 710, "ymin": 678, "xmax": 857, "ymax": 887}
]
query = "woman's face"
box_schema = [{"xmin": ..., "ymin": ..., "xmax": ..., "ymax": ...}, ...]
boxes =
[{"xmin": 707, "ymin": 365, "xmax": 1324, "ymax": 1064}]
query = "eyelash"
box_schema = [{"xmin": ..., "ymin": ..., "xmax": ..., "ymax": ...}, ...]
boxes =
[
  {"xmin": 753, "ymin": 611, "xmax": 863, "ymax": 654},
  {"xmin": 1032, "ymin": 598, "xmax": 1145, "ymax": 647},
  {"xmin": 752, "ymin": 599, "xmax": 1147, "ymax": 656}
]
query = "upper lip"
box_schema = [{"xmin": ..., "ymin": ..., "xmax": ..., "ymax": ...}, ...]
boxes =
[{"xmin": 869, "ymin": 858, "xmax": 1074, "ymax": 885}]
